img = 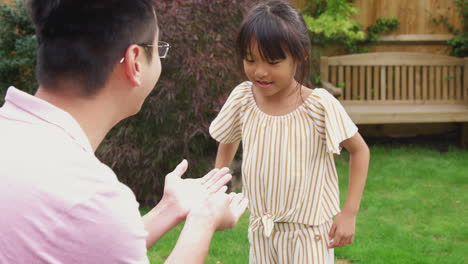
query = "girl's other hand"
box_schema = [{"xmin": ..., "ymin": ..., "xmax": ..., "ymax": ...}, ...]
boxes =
[{"xmin": 328, "ymin": 212, "xmax": 356, "ymax": 248}]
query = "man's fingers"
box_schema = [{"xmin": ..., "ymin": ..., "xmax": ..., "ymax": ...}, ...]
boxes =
[
  {"xmin": 230, "ymin": 192, "xmax": 243, "ymax": 206},
  {"xmin": 169, "ymin": 159, "xmax": 188, "ymax": 179},
  {"xmin": 229, "ymin": 193, "xmax": 248, "ymax": 211},
  {"xmin": 239, "ymin": 197, "xmax": 249, "ymax": 211},
  {"xmin": 207, "ymin": 173, "xmax": 232, "ymax": 194},
  {"xmin": 204, "ymin": 167, "xmax": 230, "ymax": 187},
  {"xmin": 216, "ymin": 186, "xmax": 228, "ymax": 194},
  {"xmin": 241, "ymin": 198, "xmax": 249, "ymax": 209},
  {"xmin": 200, "ymin": 168, "xmax": 219, "ymax": 184},
  {"xmin": 202, "ymin": 167, "xmax": 227, "ymax": 185},
  {"xmin": 228, "ymin": 192, "xmax": 236, "ymax": 201},
  {"xmin": 232, "ymin": 197, "xmax": 249, "ymax": 217}
]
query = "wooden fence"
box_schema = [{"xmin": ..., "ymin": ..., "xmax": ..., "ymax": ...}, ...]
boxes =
[{"xmin": 292, "ymin": 0, "xmax": 463, "ymax": 55}]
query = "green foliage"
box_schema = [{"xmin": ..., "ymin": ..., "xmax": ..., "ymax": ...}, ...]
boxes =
[
  {"xmin": 303, "ymin": 0, "xmax": 365, "ymax": 41},
  {"xmin": 447, "ymin": 35, "xmax": 468, "ymax": 57},
  {"xmin": 301, "ymin": 0, "xmax": 399, "ymax": 86},
  {"xmin": 367, "ymin": 17, "xmax": 401, "ymax": 41},
  {"xmin": 0, "ymin": 0, "xmax": 37, "ymax": 104},
  {"xmin": 430, "ymin": 0, "xmax": 468, "ymax": 57},
  {"xmin": 345, "ymin": 17, "xmax": 400, "ymax": 54},
  {"xmin": 302, "ymin": 0, "xmax": 399, "ymax": 52}
]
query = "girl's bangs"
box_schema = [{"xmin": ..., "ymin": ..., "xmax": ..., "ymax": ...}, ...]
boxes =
[{"xmin": 239, "ymin": 16, "xmax": 288, "ymax": 62}]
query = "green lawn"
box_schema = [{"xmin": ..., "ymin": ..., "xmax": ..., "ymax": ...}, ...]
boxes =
[{"xmin": 143, "ymin": 146, "xmax": 468, "ymax": 264}]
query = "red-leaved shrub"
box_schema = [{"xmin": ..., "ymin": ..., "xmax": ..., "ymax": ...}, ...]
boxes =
[{"xmin": 97, "ymin": 0, "xmax": 253, "ymax": 205}]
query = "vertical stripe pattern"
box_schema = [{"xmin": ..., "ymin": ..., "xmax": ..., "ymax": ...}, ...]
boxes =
[
  {"xmin": 210, "ymin": 82, "xmax": 358, "ymax": 263},
  {"xmin": 249, "ymin": 220, "xmax": 334, "ymax": 264}
]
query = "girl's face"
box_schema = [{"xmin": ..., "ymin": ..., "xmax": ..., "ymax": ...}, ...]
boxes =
[{"xmin": 243, "ymin": 41, "xmax": 298, "ymax": 98}]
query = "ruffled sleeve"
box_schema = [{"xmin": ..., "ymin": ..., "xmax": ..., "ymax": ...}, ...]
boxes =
[
  {"xmin": 209, "ymin": 82, "xmax": 251, "ymax": 143},
  {"xmin": 307, "ymin": 88, "xmax": 358, "ymax": 154}
]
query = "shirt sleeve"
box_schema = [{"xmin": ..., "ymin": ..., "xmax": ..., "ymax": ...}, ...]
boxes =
[
  {"xmin": 310, "ymin": 88, "xmax": 358, "ymax": 154},
  {"xmin": 209, "ymin": 83, "xmax": 249, "ymax": 144}
]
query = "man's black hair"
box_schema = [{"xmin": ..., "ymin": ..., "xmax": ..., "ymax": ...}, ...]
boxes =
[{"xmin": 28, "ymin": 0, "xmax": 157, "ymax": 96}]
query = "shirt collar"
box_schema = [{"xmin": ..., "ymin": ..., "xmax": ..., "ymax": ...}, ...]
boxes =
[{"xmin": 2, "ymin": 86, "xmax": 93, "ymax": 153}]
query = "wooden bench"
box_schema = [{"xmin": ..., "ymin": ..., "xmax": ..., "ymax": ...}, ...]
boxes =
[{"xmin": 320, "ymin": 52, "xmax": 468, "ymax": 146}]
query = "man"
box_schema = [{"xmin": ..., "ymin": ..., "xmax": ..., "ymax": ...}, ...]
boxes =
[{"xmin": 0, "ymin": 0, "xmax": 248, "ymax": 263}]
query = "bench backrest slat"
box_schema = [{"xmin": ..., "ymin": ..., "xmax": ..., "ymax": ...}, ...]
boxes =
[{"xmin": 321, "ymin": 52, "xmax": 466, "ymax": 104}]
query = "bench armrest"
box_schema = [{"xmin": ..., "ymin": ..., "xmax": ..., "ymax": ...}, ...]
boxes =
[{"xmin": 321, "ymin": 81, "xmax": 343, "ymax": 98}]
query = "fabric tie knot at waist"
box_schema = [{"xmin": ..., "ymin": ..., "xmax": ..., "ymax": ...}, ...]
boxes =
[{"xmin": 261, "ymin": 214, "xmax": 275, "ymax": 238}]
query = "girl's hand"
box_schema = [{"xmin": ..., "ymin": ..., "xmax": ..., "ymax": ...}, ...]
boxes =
[{"xmin": 328, "ymin": 212, "xmax": 356, "ymax": 248}]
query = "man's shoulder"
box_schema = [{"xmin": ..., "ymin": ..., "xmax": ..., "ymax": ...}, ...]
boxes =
[
  {"xmin": 0, "ymin": 117, "xmax": 136, "ymax": 213},
  {"xmin": 0, "ymin": 118, "xmax": 82, "ymax": 160},
  {"xmin": 0, "ymin": 129, "xmax": 148, "ymax": 263}
]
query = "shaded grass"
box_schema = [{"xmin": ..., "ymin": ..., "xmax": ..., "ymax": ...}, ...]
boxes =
[{"xmin": 143, "ymin": 146, "xmax": 468, "ymax": 263}]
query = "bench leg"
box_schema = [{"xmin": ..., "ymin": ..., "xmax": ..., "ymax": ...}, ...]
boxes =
[{"xmin": 462, "ymin": 123, "xmax": 468, "ymax": 149}]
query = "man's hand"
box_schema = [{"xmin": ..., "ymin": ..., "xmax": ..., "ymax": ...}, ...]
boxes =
[
  {"xmin": 160, "ymin": 160, "xmax": 233, "ymax": 221},
  {"xmin": 328, "ymin": 212, "xmax": 356, "ymax": 248},
  {"xmin": 188, "ymin": 190, "xmax": 248, "ymax": 231},
  {"xmin": 164, "ymin": 187, "xmax": 248, "ymax": 264}
]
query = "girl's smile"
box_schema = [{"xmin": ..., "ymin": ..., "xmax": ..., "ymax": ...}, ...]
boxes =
[
  {"xmin": 255, "ymin": 80, "xmax": 273, "ymax": 89},
  {"xmin": 243, "ymin": 40, "xmax": 298, "ymax": 99}
]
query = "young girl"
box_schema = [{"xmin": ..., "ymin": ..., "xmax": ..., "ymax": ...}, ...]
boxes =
[{"xmin": 210, "ymin": 0, "xmax": 370, "ymax": 263}]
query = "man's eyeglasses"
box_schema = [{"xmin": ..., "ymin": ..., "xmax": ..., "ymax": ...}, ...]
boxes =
[
  {"xmin": 139, "ymin": 41, "xmax": 170, "ymax": 59},
  {"xmin": 119, "ymin": 41, "xmax": 170, "ymax": 63}
]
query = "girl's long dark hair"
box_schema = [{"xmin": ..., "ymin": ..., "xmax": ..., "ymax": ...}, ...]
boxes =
[{"xmin": 236, "ymin": 0, "xmax": 312, "ymax": 87}]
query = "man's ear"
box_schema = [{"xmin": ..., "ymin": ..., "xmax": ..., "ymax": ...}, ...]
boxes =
[{"xmin": 122, "ymin": 45, "xmax": 143, "ymax": 87}]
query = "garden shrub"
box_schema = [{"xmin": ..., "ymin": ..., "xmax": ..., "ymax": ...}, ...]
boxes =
[
  {"xmin": 301, "ymin": 0, "xmax": 399, "ymax": 86},
  {"xmin": 0, "ymin": 0, "xmax": 251, "ymax": 205},
  {"xmin": 430, "ymin": 0, "xmax": 468, "ymax": 57},
  {"xmin": 96, "ymin": 0, "xmax": 251, "ymax": 205},
  {"xmin": 0, "ymin": 0, "xmax": 37, "ymax": 105}
]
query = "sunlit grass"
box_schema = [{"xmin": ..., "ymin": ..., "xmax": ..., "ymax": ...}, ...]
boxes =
[{"xmin": 143, "ymin": 146, "xmax": 468, "ymax": 264}]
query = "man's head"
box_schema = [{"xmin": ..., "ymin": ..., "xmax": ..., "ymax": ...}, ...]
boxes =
[{"xmin": 28, "ymin": 0, "xmax": 159, "ymax": 97}]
